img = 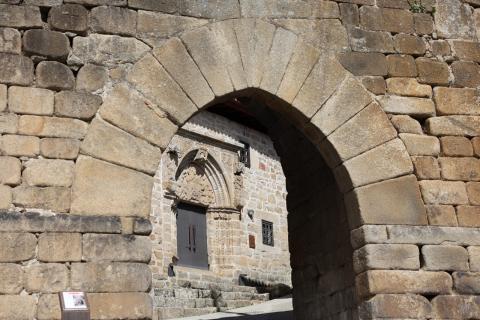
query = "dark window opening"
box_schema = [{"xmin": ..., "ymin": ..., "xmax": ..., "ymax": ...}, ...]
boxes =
[
  {"xmin": 262, "ymin": 220, "xmax": 274, "ymax": 247},
  {"xmin": 239, "ymin": 141, "xmax": 251, "ymax": 168}
]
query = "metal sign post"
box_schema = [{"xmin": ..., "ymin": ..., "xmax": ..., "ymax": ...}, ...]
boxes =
[{"xmin": 59, "ymin": 292, "xmax": 91, "ymax": 320}]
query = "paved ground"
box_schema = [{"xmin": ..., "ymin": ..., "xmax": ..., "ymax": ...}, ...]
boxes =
[{"xmin": 175, "ymin": 297, "xmax": 294, "ymax": 320}]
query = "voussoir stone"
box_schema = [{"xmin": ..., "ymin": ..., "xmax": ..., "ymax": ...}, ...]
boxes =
[
  {"xmin": 48, "ymin": 4, "xmax": 88, "ymax": 33},
  {"xmin": 71, "ymin": 262, "xmax": 151, "ymax": 292},
  {"xmin": 379, "ymin": 95, "xmax": 435, "ymax": 118},
  {"xmin": 422, "ymin": 245, "xmax": 469, "ymax": 271},
  {"xmin": 82, "ymin": 233, "xmax": 151, "ymax": 262},
  {"xmin": 38, "ymin": 233, "xmax": 81, "ymax": 262},
  {"xmin": 0, "ymin": 53, "xmax": 34, "ymax": 85},
  {"xmin": 69, "ymin": 34, "xmax": 150, "ymax": 66},
  {"xmin": 36, "ymin": 61, "xmax": 75, "ymax": 91},
  {"xmin": 81, "ymin": 117, "xmax": 161, "ymax": 175},
  {"xmin": 25, "ymin": 263, "xmax": 69, "ymax": 293},
  {"xmin": 0, "ymin": 232, "xmax": 36, "ymax": 262},
  {"xmin": 23, "ymin": 159, "xmax": 74, "ymax": 187},
  {"xmin": 353, "ymin": 244, "xmax": 419, "ymax": 274},
  {"xmin": 71, "ymin": 156, "xmax": 153, "ymax": 217},
  {"xmin": 127, "ymin": 54, "xmax": 197, "ymax": 124},
  {"xmin": 434, "ymin": 87, "xmax": 480, "ymax": 116},
  {"xmin": 0, "ymin": 295, "xmax": 36, "ymax": 320},
  {"xmin": 356, "ymin": 270, "xmax": 452, "ymax": 299},
  {"xmin": 8, "ymin": 86, "xmax": 54, "ymax": 115},
  {"xmin": 345, "ymin": 175, "xmax": 427, "ymax": 228},
  {"xmin": 23, "ymin": 29, "xmax": 70, "ymax": 60},
  {"xmin": 88, "ymin": 292, "xmax": 152, "ymax": 320},
  {"xmin": 0, "ymin": 264, "xmax": 23, "ymax": 294},
  {"xmin": 419, "ymin": 180, "xmax": 468, "ymax": 205},
  {"xmin": 55, "ymin": 91, "xmax": 102, "ymax": 120}
]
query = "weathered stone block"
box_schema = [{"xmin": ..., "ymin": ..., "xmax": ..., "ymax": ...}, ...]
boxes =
[
  {"xmin": 0, "ymin": 156, "xmax": 20, "ymax": 185},
  {"xmin": 360, "ymin": 6, "xmax": 414, "ymax": 33},
  {"xmin": 359, "ymin": 294, "xmax": 432, "ymax": 319},
  {"xmin": 345, "ymin": 175, "xmax": 427, "ymax": 227},
  {"xmin": 435, "ymin": 0, "xmax": 475, "ymax": 39},
  {"xmin": 13, "ymin": 186, "xmax": 71, "ymax": 212},
  {"xmin": 0, "ymin": 113, "xmax": 17, "ymax": 134},
  {"xmin": 37, "ymin": 294, "xmax": 61, "ymax": 320},
  {"xmin": 335, "ymin": 139, "xmax": 413, "ymax": 192},
  {"xmin": 71, "ymin": 156, "xmax": 153, "ymax": 217},
  {"xmin": 40, "ymin": 138, "xmax": 80, "ymax": 160},
  {"xmin": 451, "ymin": 40, "xmax": 480, "ymax": 62},
  {"xmin": 83, "ymin": 233, "xmax": 151, "ymax": 262},
  {"xmin": 432, "ymin": 40, "xmax": 451, "ymax": 56},
  {"xmin": 347, "ymin": 27, "xmax": 394, "ymax": 53},
  {"xmin": 81, "ymin": 117, "xmax": 161, "ymax": 175},
  {"xmin": 426, "ymin": 205, "xmax": 457, "ymax": 226},
  {"xmin": 0, "ymin": 134, "xmax": 40, "ymax": 157},
  {"xmin": 340, "ymin": 3, "xmax": 359, "ymax": 25},
  {"xmin": 88, "ymin": 292, "xmax": 152, "ymax": 320},
  {"xmin": 457, "ymin": 205, "xmax": 480, "ymax": 227},
  {"xmin": 469, "ymin": 246, "xmax": 480, "ymax": 272},
  {"xmin": 0, "ymin": 84, "xmax": 5, "ymax": 112},
  {"xmin": 8, "ymin": 86, "xmax": 54, "ymax": 115},
  {"xmin": 128, "ymin": 0, "xmax": 177, "ymax": 12},
  {"xmin": 0, "ymin": 53, "xmax": 34, "ymax": 85},
  {"xmin": 414, "ymin": 12, "xmax": 434, "ymax": 34},
  {"xmin": 152, "ymin": 37, "xmax": 214, "ymax": 108},
  {"xmin": 23, "ymin": 29, "xmax": 70, "ymax": 60},
  {"xmin": 0, "ymin": 232, "xmax": 36, "ymax": 262},
  {"xmin": 55, "ymin": 91, "xmax": 102, "ymax": 120},
  {"xmin": 467, "ymin": 182, "xmax": 480, "ymax": 205},
  {"xmin": 394, "ymin": 34, "xmax": 426, "ymax": 55},
  {"xmin": 0, "ymin": 264, "xmax": 22, "ymax": 294},
  {"xmin": 439, "ymin": 157, "xmax": 480, "ymax": 181},
  {"xmin": 387, "ymin": 225, "xmax": 480, "ymax": 245},
  {"xmin": 0, "ymin": 184, "xmax": 11, "ymax": 210},
  {"xmin": 452, "ymin": 61, "xmax": 480, "ymax": 88},
  {"xmin": 71, "ymin": 262, "xmax": 151, "ymax": 292},
  {"xmin": 427, "ymin": 116, "xmax": 480, "ymax": 137},
  {"xmin": 23, "ymin": 159, "xmax": 74, "ymax": 187},
  {"xmin": 18, "ymin": 115, "xmax": 88, "ymax": 139},
  {"xmin": 99, "ymin": 84, "xmax": 177, "ymax": 149},
  {"xmin": 76, "ymin": 64, "xmax": 108, "ymax": 92},
  {"xmin": 391, "ymin": 115, "xmax": 423, "ymax": 134},
  {"xmin": 324, "ymin": 102, "xmax": 396, "ymax": 165},
  {"xmin": 90, "ymin": 6, "xmax": 137, "ymax": 36},
  {"xmin": 379, "ymin": 95, "xmax": 435, "ymax": 118},
  {"xmin": 399, "ymin": 133, "xmax": 440, "ymax": 156},
  {"xmin": 454, "ymin": 272, "xmax": 480, "ymax": 294},
  {"xmin": 0, "ymin": 295, "xmax": 36, "ymax": 320},
  {"xmin": 36, "ymin": 61, "xmax": 75, "ymax": 91},
  {"xmin": 48, "ymin": 4, "xmax": 88, "ymax": 33},
  {"xmin": 0, "ymin": 4, "xmax": 42, "ymax": 28},
  {"xmin": 416, "ymin": 57, "xmax": 450, "ymax": 85},
  {"xmin": 25, "ymin": 263, "xmax": 69, "ymax": 293},
  {"xmin": 360, "ymin": 76, "xmax": 386, "ymax": 95},
  {"xmin": 441, "ymin": 136, "xmax": 473, "ymax": 157},
  {"xmin": 240, "ymin": 0, "xmax": 310, "ymax": 18},
  {"xmin": 0, "ymin": 27, "xmax": 20, "ymax": 54},
  {"xmin": 356, "ymin": 270, "xmax": 452, "ymax": 299},
  {"xmin": 420, "ymin": 180, "xmax": 468, "ymax": 205},
  {"xmin": 136, "ymin": 10, "xmax": 207, "ymax": 48},
  {"xmin": 386, "ymin": 77, "xmax": 431, "ymax": 98},
  {"xmin": 38, "ymin": 233, "xmax": 81, "ymax": 262},
  {"xmin": 474, "ymin": 137, "xmax": 480, "ymax": 156},
  {"xmin": 133, "ymin": 218, "xmax": 152, "ymax": 235},
  {"xmin": 386, "ymin": 54, "xmax": 417, "ymax": 77},
  {"xmin": 422, "ymin": 245, "xmax": 469, "ymax": 271},
  {"xmin": 413, "ymin": 156, "xmax": 441, "ymax": 180},
  {"xmin": 338, "ymin": 52, "xmax": 387, "ymax": 76},
  {"xmin": 311, "ymin": 76, "xmax": 372, "ymax": 136},
  {"xmin": 353, "ymin": 244, "xmax": 419, "ymax": 274},
  {"xmin": 69, "ymin": 34, "xmax": 150, "ymax": 66},
  {"xmin": 65, "ymin": 0, "xmax": 126, "ymax": 5},
  {"xmin": 435, "ymin": 87, "xmax": 480, "ymax": 116}
]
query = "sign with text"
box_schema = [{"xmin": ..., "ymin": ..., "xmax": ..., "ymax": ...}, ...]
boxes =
[{"xmin": 59, "ymin": 292, "xmax": 90, "ymax": 320}]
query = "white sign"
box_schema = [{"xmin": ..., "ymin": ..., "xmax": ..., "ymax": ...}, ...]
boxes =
[{"xmin": 61, "ymin": 292, "xmax": 88, "ymax": 310}]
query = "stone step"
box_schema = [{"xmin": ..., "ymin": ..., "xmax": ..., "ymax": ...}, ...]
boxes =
[
  {"xmin": 218, "ymin": 299, "xmax": 265, "ymax": 310},
  {"xmin": 154, "ymin": 297, "xmax": 215, "ymax": 308},
  {"xmin": 221, "ymin": 291, "xmax": 269, "ymax": 301},
  {"xmin": 156, "ymin": 307, "xmax": 217, "ymax": 320}
]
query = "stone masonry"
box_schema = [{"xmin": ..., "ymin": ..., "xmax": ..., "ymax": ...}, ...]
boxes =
[{"xmin": 0, "ymin": 0, "xmax": 479, "ymax": 319}]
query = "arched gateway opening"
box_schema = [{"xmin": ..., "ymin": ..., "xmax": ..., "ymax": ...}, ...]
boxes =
[{"xmin": 70, "ymin": 19, "xmax": 427, "ymax": 320}]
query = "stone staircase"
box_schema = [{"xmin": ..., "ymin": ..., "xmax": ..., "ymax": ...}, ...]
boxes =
[{"xmin": 153, "ymin": 285, "xmax": 270, "ymax": 319}]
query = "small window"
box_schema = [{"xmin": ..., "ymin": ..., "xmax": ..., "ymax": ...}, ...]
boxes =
[
  {"xmin": 239, "ymin": 141, "xmax": 251, "ymax": 168},
  {"xmin": 262, "ymin": 220, "xmax": 274, "ymax": 246}
]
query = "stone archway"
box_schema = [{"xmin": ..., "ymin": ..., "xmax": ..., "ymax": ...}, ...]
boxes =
[{"xmin": 71, "ymin": 19, "xmax": 427, "ymax": 319}]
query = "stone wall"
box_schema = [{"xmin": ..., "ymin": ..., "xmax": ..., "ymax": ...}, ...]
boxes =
[{"xmin": 0, "ymin": 0, "xmax": 479, "ymax": 319}]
